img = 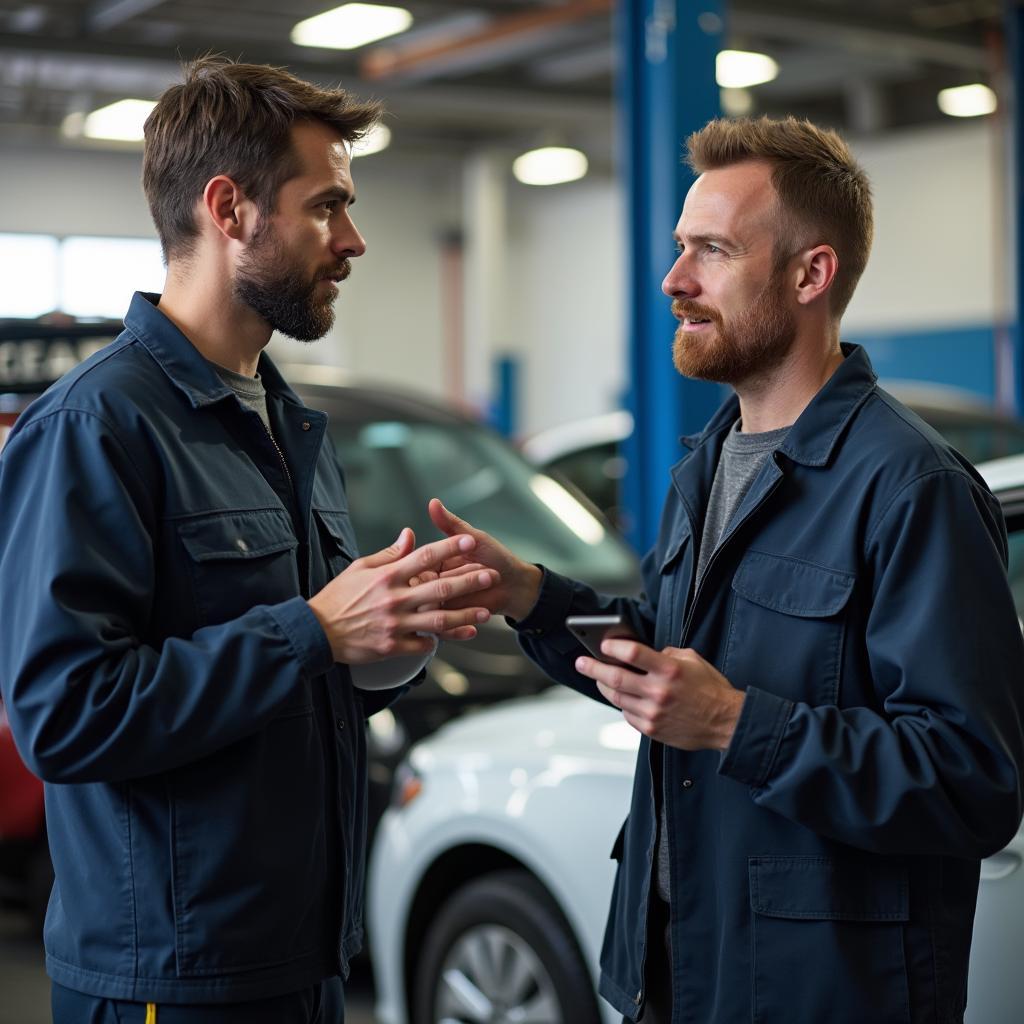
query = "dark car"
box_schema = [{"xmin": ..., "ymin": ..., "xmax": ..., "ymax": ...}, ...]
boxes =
[
  {"xmin": 0, "ymin": 325, "xmax": 640, "ymax": 925},
  {"xmin": 282, "ymin": 366, "xmax": 640, "ymax": 830},
  {"xmin": 523, "ymin": 384, "xmax": 1024, "ymax": 532}
]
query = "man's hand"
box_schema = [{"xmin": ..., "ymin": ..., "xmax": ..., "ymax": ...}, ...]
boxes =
[
  {"xmin": 308, "ymin": 528, "xmax": 498, "ymax": 664},
  {"xmin": 576, "ymin": 640, "xmax": 745, "ymax": 752},
  {"xmin": 427, "ymin": 499, "xmax": 542, "ymax": 621}
]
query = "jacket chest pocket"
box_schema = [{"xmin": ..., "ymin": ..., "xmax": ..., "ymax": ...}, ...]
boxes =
[
  {"xmin": 178, "ymin": 509, "xmax": 299, "ymax": 628},
  {"xmin": 312, "ymin": 508, "xmax": 359, "ymax": 586},
  {"xmin": 655, "ymin": 530, "xmax": 692, "ymax": 649},
  {"xmin": 723, "ymin": 551, "xmax": 854, "ymax": 706}
]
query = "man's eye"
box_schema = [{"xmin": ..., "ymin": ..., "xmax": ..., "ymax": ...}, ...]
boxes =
[
  {"xmin": 707, "ymin": 243, "xmax": 722, "ymax": 254},
  {"xmin": 320, "ymin": 200, "xmax": 338, "ymax": 212}
]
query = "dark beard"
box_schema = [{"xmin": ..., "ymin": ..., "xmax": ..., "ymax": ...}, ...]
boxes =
[
  {"xmin": 234, "ymin": 223, "xmax": 350, "ymax": 342},
  {"xmin": 671, "ymin": 271, "xmax": 796, "ymax": 386}
]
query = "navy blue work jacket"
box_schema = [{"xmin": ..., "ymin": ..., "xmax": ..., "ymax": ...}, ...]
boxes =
[
  {"xmin": 0, "ymin": 293, "xmax": 399, "ymax": 1004},
  {"xmin": 517, "ymin": 345, "xmax": 1024, "ymax": 1024}
]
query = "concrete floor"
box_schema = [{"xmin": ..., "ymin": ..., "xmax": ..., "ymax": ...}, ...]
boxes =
[{"xmin": 0, "ymin": 905, "xmax": 380, "ymax": 1024}]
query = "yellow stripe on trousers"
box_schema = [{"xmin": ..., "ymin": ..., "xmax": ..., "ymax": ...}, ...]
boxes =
[{"xmin": 145, "ymin": 1004, "xmax": 157, "ymax": 1024}]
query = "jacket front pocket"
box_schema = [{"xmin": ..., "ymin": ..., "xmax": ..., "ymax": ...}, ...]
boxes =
[
  {"xmin": 724, "ymin": 551, "xmax": 854, "ymax": 705},
  {"xmin": 177, "ymin": 509, "xmax": 299, "ymax": 628},
  {"xmin": 749, "ymin": 856, "xmax": 911, "ymax": 1024},
  {"xmin": 170, "ymin": 706, "xmax": 327, "ymax": 975}
]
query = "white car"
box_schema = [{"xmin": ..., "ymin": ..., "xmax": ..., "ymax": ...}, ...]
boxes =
[{"xmin": 368, "ymin": 455, "xmax": 1024, "ymax": 1024}]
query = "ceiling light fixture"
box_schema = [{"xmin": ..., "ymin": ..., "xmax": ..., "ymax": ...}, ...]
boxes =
[
  {"xmin": 715, "ymin": 49, "xmax": 778, "ymax": 89},
  {"xmin": 291, "ymin": 3, "xmax": 413, "ymax": 50},
  {"xmin": 82, "ymin": 99, "xmax": 156, "ymax": 142},
  {"xmin": 512, "ymin": 146, "xmax": 588, "ymax": 187},
  {"xmin": 937, "ymin": 83, "xmax": 997, "ymax": 118},
  {"xmin": 351, "ymin": 123, "xmax": 391, "ymax": 157}
]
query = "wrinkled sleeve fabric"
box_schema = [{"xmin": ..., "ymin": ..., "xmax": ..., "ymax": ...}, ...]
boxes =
[
  {"xmin": 720, "ymin": 468, "xmax": 1024, "ymax": 858},
  {"xmin": 0, "ymin": 409, "xmax": 333, "ymax": 784},
  {"xmin": 514, "ymin": 548, "xmax": 659, "ymax": 705}
]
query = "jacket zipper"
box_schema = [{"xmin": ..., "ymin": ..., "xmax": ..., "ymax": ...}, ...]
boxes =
[{"xmin": 261, "ymin": 421, "xmax": 293, "ymax": 493}]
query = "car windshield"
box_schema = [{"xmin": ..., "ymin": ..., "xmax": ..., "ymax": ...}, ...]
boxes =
[{"xmin": 327, "ymin": 416, "xmax": 639, "ymax": 586}]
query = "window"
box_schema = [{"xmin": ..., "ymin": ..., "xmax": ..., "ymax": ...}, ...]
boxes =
[
  {"xmin": 60, "ymin": 236, "xmax": 164, "ymax": 318},
  {"xmin": 0, "ymin": 234, "xmax": 59, "ymax": 318},
  {"xmin": 0, "ymin": 233, "xmax": 164, "ymax": 320}
]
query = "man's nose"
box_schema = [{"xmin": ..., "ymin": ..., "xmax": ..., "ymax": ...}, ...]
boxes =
[
  {"xmin": 333, "ymin": 217, "xmax": 366, "ymax": 259},
  {"xmin": 662, "ymin": 254, "xmax": 699, "ymax": 298}
]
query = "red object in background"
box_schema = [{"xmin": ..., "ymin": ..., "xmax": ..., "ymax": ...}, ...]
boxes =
[
  {"xmin": 0, "ymin": 410, "xmax": 16, "ymax": 451},
  {"xmin": 0, "ymin": 703, "xmax": 44, "ymax": 840},
  {"xmin": 0, "ymin": 408, "xmax": 46, "ymax": 842}
]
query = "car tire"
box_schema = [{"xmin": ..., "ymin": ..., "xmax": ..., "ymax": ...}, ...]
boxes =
[{"xmin": 412, "ymin": 868, "xmax": 600, "ymax": 1024}]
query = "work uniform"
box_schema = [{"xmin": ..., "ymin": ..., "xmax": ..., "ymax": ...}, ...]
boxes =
[
  {"xmin": 0, "ymin": 292, "xmax": 397, "ymax": 1013},
  {"xmin": 516, "ymin": 345, "xmax": 1024, "ymax": 1023}
]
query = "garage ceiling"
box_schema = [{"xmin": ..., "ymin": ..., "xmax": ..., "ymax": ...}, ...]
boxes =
[{"xmin": 0, "ymin": 0, "xmax": 1007, "ymax": 158}]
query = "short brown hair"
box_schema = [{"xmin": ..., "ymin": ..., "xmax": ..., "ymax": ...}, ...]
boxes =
[
  {"xmin": 143, "ymin": 55, "xmax": 382, "ymax": 260},
  {"xmin": 686, "ymin": 116, "xmax": 873, "ymax": 318}
]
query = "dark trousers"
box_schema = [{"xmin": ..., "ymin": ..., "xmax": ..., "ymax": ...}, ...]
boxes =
[
  {"xmin": 51, "ymin": 978, "xmax": 345, "ymax": 1024},
  {"xmin": 624, "ymin": 893, "xmax": 673, "ymax": 1024}
]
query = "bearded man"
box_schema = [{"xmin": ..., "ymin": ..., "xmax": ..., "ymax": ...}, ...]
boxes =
[
  {"xmin": 0, "ymin": 57, "xmax": 498, "ymax": 1024},
  {"xmin": 426, "ymin": 116, "xmax": 1024, "ymax": 1023}
]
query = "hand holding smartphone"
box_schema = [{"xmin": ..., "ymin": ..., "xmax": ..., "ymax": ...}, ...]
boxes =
[{"xmin": 565, "ymin": 615, "xmax": 647, "ymax": 673}]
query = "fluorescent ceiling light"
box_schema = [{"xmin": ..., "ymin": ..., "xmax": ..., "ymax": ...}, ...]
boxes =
[
  {"xmin": 720, "ymin": 87, "xmax": 753, "ymax": 117},
  {"xmin": 937, "ymin": 83, "xmax": 997, "ymax": 118},
  {"xmin": 716, "ymin": 49, "xmax": 778, "ymax": 89},
  {"xmin": 513, "ymin": 146, "xmax": 588, "ymax": 187},
  {"xmin": 351, "ymin": 123, "xmax": 391, "ymax": 157},
  {"xmin": 291, "ymin": 3, "xmax": 412, "ymax": 50},
  {"xmin": 82, "ymin": 99, "xmax": 156, "ymax": 142}
]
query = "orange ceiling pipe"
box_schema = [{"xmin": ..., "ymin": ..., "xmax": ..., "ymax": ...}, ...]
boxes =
[{"xmin": 360, "ymin": 0, "xmax": 615, "ymax": 82}]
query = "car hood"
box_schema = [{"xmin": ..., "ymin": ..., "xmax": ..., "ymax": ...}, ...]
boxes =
[{"xmin": 411, "ymin": 687, "xmax": 639, "ymax": 765}]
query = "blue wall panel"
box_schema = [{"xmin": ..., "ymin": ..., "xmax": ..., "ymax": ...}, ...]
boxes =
[{"xmin": 845, "ymin": 325, "xmax": 997, "ymax": 401}]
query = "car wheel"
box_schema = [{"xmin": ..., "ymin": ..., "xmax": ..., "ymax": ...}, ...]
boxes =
[{"xmin": 413, "ymin": 869, "xmax": 600, "ymax": 1024}]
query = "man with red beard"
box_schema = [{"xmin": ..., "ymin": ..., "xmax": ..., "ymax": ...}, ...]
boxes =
[
  {"xmin": 427, "ymin": 116, "xmax": 1024, "ymax": 1023},
  {"xmin": 0, "ymin": 57, "xmax": 498, "ymax": 1023}
]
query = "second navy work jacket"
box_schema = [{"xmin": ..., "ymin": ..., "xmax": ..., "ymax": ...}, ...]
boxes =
[
  {"xmin": 0, "ymin": 293, "xmax": 400, "ymax": 1004},
  {"xmin": 517, "ymin": 345, "xmax": 1024, "ymax": 1024}
]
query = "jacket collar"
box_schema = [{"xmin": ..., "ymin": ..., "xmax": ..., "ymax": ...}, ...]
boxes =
[
  {"xmin": 123, "ymin": 291, "xmax": 305, "ymax": 410},
  {"xmin": 679, "ymin": 343, "xmax": 877, "ymax": 467}
]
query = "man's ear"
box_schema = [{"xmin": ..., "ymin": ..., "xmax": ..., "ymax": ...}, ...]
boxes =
[
  {"xmin": 201, "ymin": 176, "xmax": 260, "ymax": 243},
  {"xmin": 794, "ymin": 245, "xmax": 838, "ymax": 307}
]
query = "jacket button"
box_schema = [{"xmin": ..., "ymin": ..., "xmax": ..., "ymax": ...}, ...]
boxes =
[
  {"xmin": 635, "ymin": 989, "xmax": 643, "ymax": 1003},
  {"xmin": 681, "ymin": 778, "xmax": 693, "ymax": 789},
  {"xmin": 336, "ymin": 716, "xmax": 345, "ymax": 731},
  {"xmin": 302, "ymin": 421, "xmax": 311, "ymax": 431},
  {"xmin": 236, "ymin": 538, "xmax": 249, "ymax": 552}
]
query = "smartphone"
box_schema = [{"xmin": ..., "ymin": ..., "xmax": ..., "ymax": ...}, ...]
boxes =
[{"xmin": 565, "ymin": 615, "xmax": 646, "ymax": 672}]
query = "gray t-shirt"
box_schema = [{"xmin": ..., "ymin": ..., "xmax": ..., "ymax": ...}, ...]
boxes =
[
  {"xmin": 655, "ymin": 418, "xmax": 791, "ymax": 902},
  {"xmin": 213, "ymin": 363, "xmax": 271, "ymax": 432}
]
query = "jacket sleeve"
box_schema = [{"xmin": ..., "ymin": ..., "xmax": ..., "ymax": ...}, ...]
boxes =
[
  {"xmin": 0, "ymin": 409, "xmax": 334, "ymax": 784},
  {"xmin": 720, "ymin": 468, "xmax": 1024, "ymax": 858},
  {"xmin": 514, "ymin": 547, "xmax": 660, "ymax": 705}
]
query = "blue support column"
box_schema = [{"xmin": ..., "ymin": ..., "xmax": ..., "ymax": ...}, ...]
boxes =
[
  {"xmin": 618, "ymin": 0, "xmax": 726, "ymax": 552},
  {"xmin": 491, "ymin": 354, "xmax": 519, "ymax": 438},
  {"xmin": 1007, "ymin": 1, "xmax": 1024, "ymax": 415}
]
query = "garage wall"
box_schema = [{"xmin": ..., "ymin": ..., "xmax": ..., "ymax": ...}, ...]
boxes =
[
  {"xmin": 0, "ymin": 117, "xmax": 1009, "ymax": 432},
  {"xmin": 0, "ymin": 143, "xmax": 461, "ymax": 399}
]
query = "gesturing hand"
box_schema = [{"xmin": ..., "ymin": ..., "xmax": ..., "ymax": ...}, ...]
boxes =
[
  {"xmin": 575, "ymin": 640, "xmax": 745, "ymax": 752},
  {"xmin": 308, "ymin": 528, "xmax": 499, "ymax": 664},
  {"xmin": 426, "ymin": 499, "xmax": 543, "ymax": 621}
]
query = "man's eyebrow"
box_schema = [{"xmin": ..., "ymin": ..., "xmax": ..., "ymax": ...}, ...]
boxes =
[
  {"xmin": 673, "ymin": 231, "xmax": 737, "ymax": 248},
  {"xmin": 311, "ymin": 187, "xmax": 355, "ymax": 205}
]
